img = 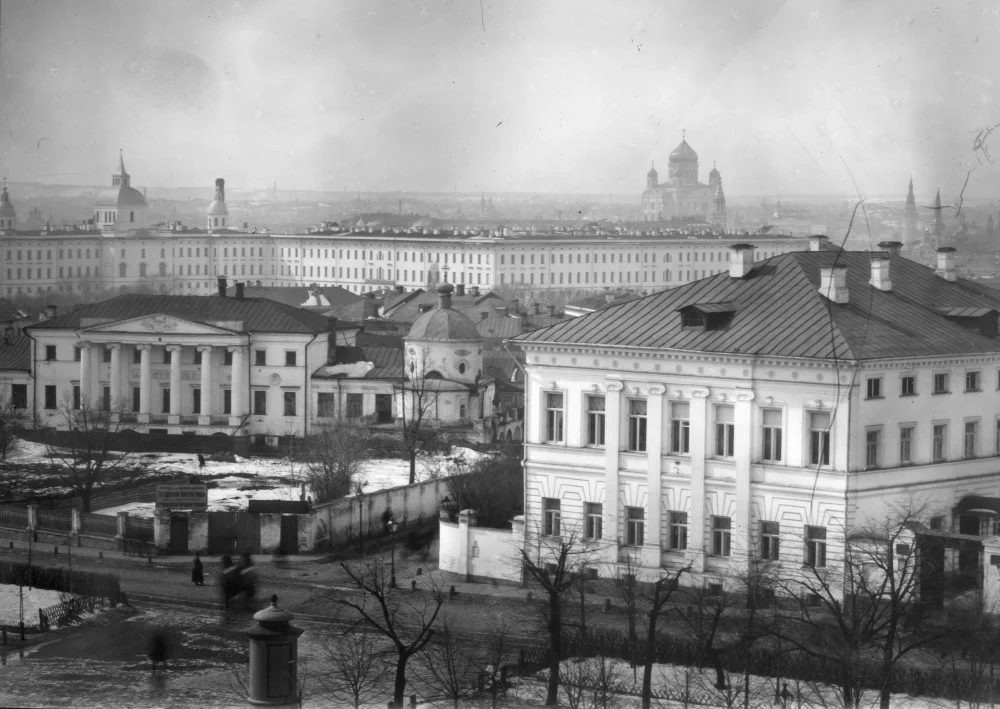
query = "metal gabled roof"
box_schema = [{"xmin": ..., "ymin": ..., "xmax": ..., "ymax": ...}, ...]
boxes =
[{"xmin": 514, "ymin": 251, "xmax": 1000, "ymax": 362}]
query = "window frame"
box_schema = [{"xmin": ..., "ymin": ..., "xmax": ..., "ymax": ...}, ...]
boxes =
[
  {"xmin": 584, "ymin": 502, "xmax": 603, "ymax": 541},
  {"xmin": 625, "ymin": 506, "xmax": 645, "ymax": 547},
  {"xmin": 627, "ymin": 399, "xmax": 648, "ymax": 452},
  {"xmin": 285, "ymin": 351, "xmax": 297, "ymax": 367},
  {"xmin": 805, "ymin": 526, "xmax": 827, "ymax": 568},
  {"xmin": 760, "ymin": 520, "xmax": 780, "ymax": 561},
  {"xmin": 966, "ymin": 369, "xmax": 982, "ymax": 393},
  {"xmin": 899, "ymin": 423, "xmax": 915, "ymax": 465},
  {"xmin": 544, "ymin": 391, "xmax": 565, "ymax": 444},
  {"xmin": 865, "ymin": 427, "xmax": 882, "ymax": 469},
  {"xmin": 254, "ymin": 349, "xmax": 266, "ymax": 367},
  {"xmin": 865, "ymin": 376, "xmax": 882, "ymax": 400},
  {"xmin": 715, "ymin": 404, "xmax": 735, "ymax": 458},
  {"xmin": 670, "ymin": 402, "xmax": 691, "ymax": 455},
  {"xmin": 808, "ymin": 411, "xmax": 831, "ymax": 467},
  {"xmin": 932, "ymin": 371, "xmax": 950, "ymax": 394},
  {"xmin": 900, "ymin": 374, "xmax": 916, "ymax": 396},
  {"xmin": 932, "ymin": 421, "xmax": 948, "ymax": 462},
  {"xmin": 283, "ymin": 390, "xmax": 297, "ymax": 417},
  {"xmin": 712, "ymin": 516, "xmax": 732, "ymax": 557},
  {"xmin": 543, "ymin": 497, "xmax": 561, "ymax": 537},
  {"xmin": 586, "ymin": 395, "xmax": 606, "ymax": 447},
  {"xmin": 761, "ymin": 407, "xmax": 783, "ymax": 462},
  {"xmin": 964, "ymin": 418, "xmax": 980, "ymax": 459},
  {"xmin": 668, "ymin": 511, "xmax": 688, "ymax": 551},
  {"xmin": 253, "ymin": 389, "xmax": 267, "ymax": 416},
  {"xmin": 45, "ymin": 345, "xmax": 56, "ymax": 361}
]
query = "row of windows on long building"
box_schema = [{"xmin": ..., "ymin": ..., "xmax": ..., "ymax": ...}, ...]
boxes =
[{"xmin": 540, "ymin": 496, "xmax": 829, "ymax": 566}]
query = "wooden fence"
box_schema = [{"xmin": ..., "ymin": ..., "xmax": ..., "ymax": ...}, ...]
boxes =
[
  {"xmin": 36, "ymin": 511, "xmax": 72, "ymax": 532},
  {"xmin": 0, "ymin": 505, "xmax": 27, "ymax": 528}
]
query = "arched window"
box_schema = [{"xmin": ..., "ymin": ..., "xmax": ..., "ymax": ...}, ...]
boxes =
[
  {"xmin": 424, "ymin": 371, "xmax": 443, "ymax": 380},
  {"xmin": 118, "ymin": 263, "xmax": 126, "ymax": 278},
  {"xmin": 458, "ymin": 363, "xmax": 466, "ymax": 375}
]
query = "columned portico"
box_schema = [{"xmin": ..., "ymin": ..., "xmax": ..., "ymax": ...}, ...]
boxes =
[
  {"xmin": 108, "ymin": 344, "xmax": 122, "ymax": 421},
  {"xmin": 137, "ymin": 344, "xmax": 152, "ymax": 423},
  {"xmin": 79, "ymin": 344, "xmax": 93, "ymax": 408},
  {"xmin": 229, "ymin": 346, "xmax": 246, "ymax": 426},
  {"xmin": 198, "ymin": 346, "xmax": 213, "ymax": 426},
  {"xmin": 167, "ymin": 345, "xmax": 182, "ymax": 424}
]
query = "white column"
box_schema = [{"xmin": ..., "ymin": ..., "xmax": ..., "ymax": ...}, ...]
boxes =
[
  {"xmin": 688, "ymin": 387, "xmax": 709, "ymax": 573},
  {"xmin": 109, "ymin": 344, "xmax": 121, "ymax": 421},
  {"xmin": 604, "ymin": 380, "xmax": 623, "ymax": 562},
  {"xmin": 198, "ymin": 345, "xmax": 213, "ymax": 426},
  {"xmin": 138, "ymin": 344, "xmax": 152, "ymax": 423},
  {"xmin": 168, "ymin": 345, "xmax": 182, "ymax": 423},
  {"xmin": 643, "ymin": 385, "xmax": 665, "ymax": 568},
  {"xmin": 79, "ymin": 344, "xmax": 92, "ymax": 408},
  {"xmin": 734, "ymin": 391, "xmax": 755, "ymax": 573},
  {"xmin": 229, "ymin": 346, "xmax": 245, "ymax": 426}
]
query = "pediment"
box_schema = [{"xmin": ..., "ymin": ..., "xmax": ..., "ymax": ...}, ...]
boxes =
[{"xmin": 81, "ymin": 314, "xmax": 240, "ymax": 336}]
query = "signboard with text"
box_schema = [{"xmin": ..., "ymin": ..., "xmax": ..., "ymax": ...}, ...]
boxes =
[{"xmin": 155, "ymin": 483, "xmax": 208, "ymax": 511}]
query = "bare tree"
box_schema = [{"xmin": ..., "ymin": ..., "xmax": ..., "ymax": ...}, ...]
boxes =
[
  {"xmin": 395, "ymin": 350, "xmax": 443, "ymax": 485},
  {"xmin": 335, "ymin": 555, "xmax": 444, "ymax": 708},
  {"xmin": 639, "ymin": 565, "xmax": 691, "ymax": 709},
  {"xmin": 416, "ymin": 621, "xmax": 481, "ymax": 708},
  {"xmin": 318, "ymin": 630, "xmax": 386, "ymax": 709},
  {"xmin": 0, "ymin": 396, "xmax": 26, "ymax": 461},
  {"xmin": 771, "ymin": 506, "xmax": 945, "ymax": 709},
  {"xmin": 299, "ymin": 418, "xmax": 370, "ymax": 503},
  {"xmin": 518, "ymin": 525, "xmax": 601, "ymax": 706},
  {"xmin": 44, "ymin": 395, "xmax": 139, "ymax": 512}
]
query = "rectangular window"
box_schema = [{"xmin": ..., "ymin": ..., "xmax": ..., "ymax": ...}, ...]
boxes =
[
  {"xmin": 865, "ymin": 377, "xmax": 882, "ymax": 399},
  {"xmin": 586, "ymin": 396, "xmax": 605, "ymax": 447},
  {"xmin": 253, "ymin": 390, "xmax": 267, "ymax": 415},
  {"xmin": 163, "ymin": 349, "xmax": 172, "ymax": 365},
  {"xmin": 670, "ymin": 402, "xmax": 690, "ymax": 454},
  {"xmin": 194, "ymin": 350, "xmax": 202, "ymax": 365},
  {"xmin": 132, "ymin": 387, "xmax": 140, "ymax": 412},
  {"xmin": 73, "ymin": 385, "xmax": 81, "ymax": 410},
  {"xmin": 283, "ymin": 391, "xmax": 297, "ymax": 417},
  {"xmin": 224, "ymin": 350, "xmax": 233, "ymax": 366},
  {"xmin": 585, "ymin": 502, "xmax": 603, "ymax": 540},
  {"xmin": 344, "ymin": 393, "xmax": 362, "ymax": 418},
  {"xmin": 933, "ymin": 372, "xmax": 949, "ymax": 394},
  {"xmin": 254, "ymin": 349, "xmax": 266, "ymax": 366},
  {"xmin": 966, "ymin": 370, "xmax": 981, "ymax": 392},
  {"xmin": 932, "ymin": 422, "xmax": 948, "ymax": 462},
  {"xmin": 44, "ymin": 385, "xmax": 56, "ymax": 409},
  {"xmin": 192, "ymin": 388, "xmax": 201, "ymax": 415},
  {"xmin": 712, "ymin": 516, "xmax": 732, "ymax": 557},
  {"xmin": 762, "ymin": 408, "xmax": 783, "ymax": 462},
  {"xmin": 102, "ymin": 347, "xmax": 111, "ymax": 363},
  {"xmin": 715, "ymin": 405, "xmax": 735, "ymax": 457},
  {"xmin": 543, "ymin": 498, "xmax": 561, "ymax": 536},
  {"xmin": 223, "ymin": 389, "xmax": 232, "ymax": 414},
  {"xmin": 74, "ymin": 347, "xmax": 81, "ymax": 362},
  {"xmin": 627, "ymin": 399, "xmax": 647, "ymax": 452},
  {"xmin": 668, "ymin": 511, "xmax": 688, "ymax": 551},
  {"xmin": 317, "ymin": 392, "xmax": 335, "ymax": 417},
  {"xmin": 161, "ymin": 388, "xmax": 170, "ymax": 414},
  {"xmin": 965, "ymin": 419, "xmax": 979, "ymax": 458},
  {"xmin": 806, "ymin": 526, "xmax": 827, "ymax": 568},
  {"xmin": 285, "ymin": 351, "xmax": 297, "ymax": 367},
  {"xmin": 865, "ymin": 428, "xmax": 881, "ymax": 469},
  {"xmin": 45, "ymin": 345, "xmax": 56, "ymax": 361},
  {"xmin": 900, "ymin": 375, "xmax": 916, "ymax": 396},
  {"xmin": 760, "ymin": 521, "xmax": 780, "ymax": 560},
  {"xmin": 625, "ymin": 507, "xmax": 645, "ymax": 547},
  {"xmin": 809, "ymin": 412, "xmax": 831, "ymax": 466},
  {"xmin": 545, "ymin": 392, "xmax": 564, "ymax": 443},
  {"xmin": 899, "ymin": 425, "xmax": 914, "ymax": 464}
]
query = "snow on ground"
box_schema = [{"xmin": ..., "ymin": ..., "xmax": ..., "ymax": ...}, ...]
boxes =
[
  {"xmin": 3, "ymin": 438, "xmax": 485, "ymax": 518},
  {"xmin": 0, "ymin": 583, "xmax": 65, "ymax": 617}
]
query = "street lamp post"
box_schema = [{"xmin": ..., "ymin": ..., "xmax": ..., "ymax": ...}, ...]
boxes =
[{"xmin": 389, "ymin": 519, "xmax": 399, "ymax": 589}]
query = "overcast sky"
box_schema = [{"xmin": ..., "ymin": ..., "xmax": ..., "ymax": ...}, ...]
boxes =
[{"xmin": 2, "ymin": 0, "xmax": 999, "ymax": 199}]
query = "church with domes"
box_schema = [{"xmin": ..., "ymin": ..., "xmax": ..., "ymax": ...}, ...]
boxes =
[
  {"xmin": 93, "ymin": 150, "xmax": 150, "ymax": 233},
  {"xmin": 642, "ymin": 133, "xmax": 726, "ymax": 225}
]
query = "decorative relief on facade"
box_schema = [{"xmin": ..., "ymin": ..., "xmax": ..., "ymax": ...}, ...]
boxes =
[
  {"xmin": 791, "ymin": 372, "xmax": 799, "ymax": 380},
  {"xmin": 654, "ymin": 364, "xmax": 661, "ymax": 372},
  {"xmin": 697, "ymin": 367, "xmax": 704, "ymax": 375},
  {"xmin": 735, "ymin": 390, "xmax": 755, "ymax": 402},
  {"xmin": 648, "ymin": 385, "xmax": 665, "ymax": 396},
  {"xmin": 606, "ymin": 381, "xmax": 624, "ymax": 392},
  {"xmin": 720, "ymin": 368, "xmax": 727, "ymax": 376},
  {"xmin": 612, "ymin": 360, "xmax": 619, "ymax": 368},
  {"xmin": 571, "ymin": 358, "xmax": 577, "ymax": 365},
  {"xmin": 691, "ymin": 387, "xmax": 710, "ymax": 398},
  {"xmin": 551, "ymin": 357, "xmax": 557, "ymax": 364},
  {"xmin": 633, "ymin": 362, "xmax": 640, "ymax": 370},
  {"xmin": 128, "ymin": 367, "xmax": 199, "ymax": 382},
  {"xmin": 817, "ymin": 374, "xmax": 824, "ymax": 381},
  {"xmin": 268, "ymin": 373, "xmax": 281, "ymax": 386},
  {"xmin": 593, "ymin": 359, "xmax": 600, "ymax": 367},
  {"xmin": 676, "ymin": 365, "xmax": 682, "ymax": 373},
  {"xmin": 139, "ymin": 315, "xmax": 179, "ymax": 333},
  {"xmin": 742, "ymin": 369, "xmax": 750, "ymax": 376}
]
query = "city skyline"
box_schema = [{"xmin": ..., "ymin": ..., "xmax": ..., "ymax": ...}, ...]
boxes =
[{"xmin": 2, "ymin": 1, "xmax": 1000, "ymax": 200}]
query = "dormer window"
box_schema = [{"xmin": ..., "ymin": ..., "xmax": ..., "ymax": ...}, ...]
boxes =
[
  {"xmin": 677, "ymin": 302, "xmax": 736, "ymax": 331},
  {"xmin": 935, "ymin": 307, "xmax": 999, "ymax": 337}
]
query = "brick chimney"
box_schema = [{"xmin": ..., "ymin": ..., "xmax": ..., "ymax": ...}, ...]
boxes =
[
  {"xmin": 936, "ymin": 247, "xmax": 957, "ymax": 281},
  {"xmin": 469, "ymin": 285, "xmax": 480, "ymax": 296},
  {"xmin": 877, "ymin": 241, "xmax": 902, "ymax": 257},
  {"xmin": 870, "ymin": 253, "xmax": 892, "ymax": 292},
  {"xmin": 808, "ymin": 235, "xmax": 829, "ymax": 251},
  {"xmin": 45, "ymin": 304, "xmax": 57, "ymax": 319},
  {"xmin": 728, "ymin": 244, "xmax": 756, "ymax": 278},
  {"xmin": 437, "ymin": 283, "xmax": 454, "ymax": 309},
  {"xmin": 819, "ymin": 266, "xmax": 849, "ymax": 303},
  {"xmin": 217, "ymin": 276, "xmax": 227, "ymax": 297},
  {"xmin": 235, "ymin": 282, "xmax": 245, "ymax": 300}
]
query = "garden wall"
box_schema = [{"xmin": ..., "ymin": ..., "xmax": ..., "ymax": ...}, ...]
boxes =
[{"xmin": 438, "ymin": 510, "xmax": 524, "ymax": 585}]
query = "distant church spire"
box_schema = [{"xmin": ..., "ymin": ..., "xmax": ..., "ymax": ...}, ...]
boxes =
[
  {"xmin": 112, "ymin": 149, "xmax": 130, "ymax": 188},
  {"xmin": 933, "ymin": 187, "xmax": 945, "ymax": 238},
  {"xmin": 902, "ymin": 176, "xmax": 918, "ymax": 246}
]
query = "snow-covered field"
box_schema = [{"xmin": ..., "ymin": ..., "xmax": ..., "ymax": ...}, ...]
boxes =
[
  {"xmin": 5, "ymin": 439, "xmax": 482, "ymax": 518},
  {"xmin": 0, "ymin": 583, "xmax": 65, "ymax": 618}
]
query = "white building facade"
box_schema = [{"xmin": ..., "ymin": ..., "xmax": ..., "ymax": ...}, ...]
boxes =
[{"xmin": 512, "ymin": 240, "xmax": 1000, "ymax": 595}]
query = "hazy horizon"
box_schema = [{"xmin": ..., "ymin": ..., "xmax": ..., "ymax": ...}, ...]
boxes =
[{"xmin": 3, "ymin": 1, "xmax": 1000, "ymax": 202}]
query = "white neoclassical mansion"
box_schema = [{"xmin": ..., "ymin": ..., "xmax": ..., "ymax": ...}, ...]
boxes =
[{"xmin": 510, "ymin": 239, "xmax": 1000, "ymax": 594}]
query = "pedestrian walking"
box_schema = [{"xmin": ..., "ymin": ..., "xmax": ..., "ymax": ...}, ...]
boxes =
[
  {"xmin": 192, "ymin": 552, "xmax": 205, "ymax": 586},
  {"xmin": 197, "ymin": 453, "xmax": 206, "ymax": 468},
  {"xmin": 148, "ymin": 631, "xmax": 168, "ymax": 675}
]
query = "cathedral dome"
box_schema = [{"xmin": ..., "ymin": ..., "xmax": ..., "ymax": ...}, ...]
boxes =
[
  {"xmin": 709, "ymin": 165, "xmax": 720, "ymax": 180},
  {"xmin": 208, "ymin": 199, "xmax": 228, "ymax": 216},
  {"xmin": 407, "ymin": 284, "xmax": 483, "ymax": 342},
  {"xmin": 94, "ymin": 185, "xmax": 148, "ymax": 207},
  {"xmin": 0, "ymin": 183, "xmax": 15, "ymax": 219},
  {"xmin": 647, "ymin": 164, "xmax": 658, "ymax": 179},
  {"xmin": 669, "ymin": 137, "xmax": 698, "ymax": 163}
]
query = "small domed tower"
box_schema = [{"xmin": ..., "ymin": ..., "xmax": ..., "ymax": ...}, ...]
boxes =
[
  {"xmin": 646, "ymin": 162, "xmax": 659, "ymax": 189},
  {"xmin": 708, "ymin": 162, "xmax": 721, "ymax": 189},
  {"xmin": 0, "ymin": 179, "xmax": 16, "ymax": 232},
  {"xmin": 402, "ymin": 283, "xmax": 487, "ymax": 423},
  {"xmin": 207, "ymin": 178, "xmax": 228, "ymax": 230},
  {"xmin": 713, "ymin": 180, "xmax": 726, "ymax": 224}
]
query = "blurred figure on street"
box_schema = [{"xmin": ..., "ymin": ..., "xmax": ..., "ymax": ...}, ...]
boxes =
[
  {"xmin": 148, "ymin": 630, "xmax": 168, "ymax": 675},
  {"xmin": 191, "ymin": 552, "xmax": 204, "ymax": 586}
]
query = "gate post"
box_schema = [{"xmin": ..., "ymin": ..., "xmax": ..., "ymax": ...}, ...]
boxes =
[
  {"xmin": 153, "ymin": 509, "xmax": 171, "ymax": 554},
  {"xmin": 116, "ymin": 511, "xmax": 128, "ymax": 551},
  {"xmin": 70, "ymin": 509, "xmax": 81, "ymax": 547},
  {"xmin": 981, "ymin": 535, "xmax": 1000, "ymax": 614}
]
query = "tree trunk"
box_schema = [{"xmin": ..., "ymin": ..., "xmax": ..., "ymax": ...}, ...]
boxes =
[
  {"xmin": 546, "ymin": 591, "xmax": 562, "ymax": 705},
  {"xmin": 393, "ymin": 651, "xmax": 408, "ymax": 708},
  {"xmin": 408, "ymin": 450, "xmax": 417, "ymax": 485},
  {"xmin": 641, "ymin": 608, "xmax": 658, "ymax": 709}
]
